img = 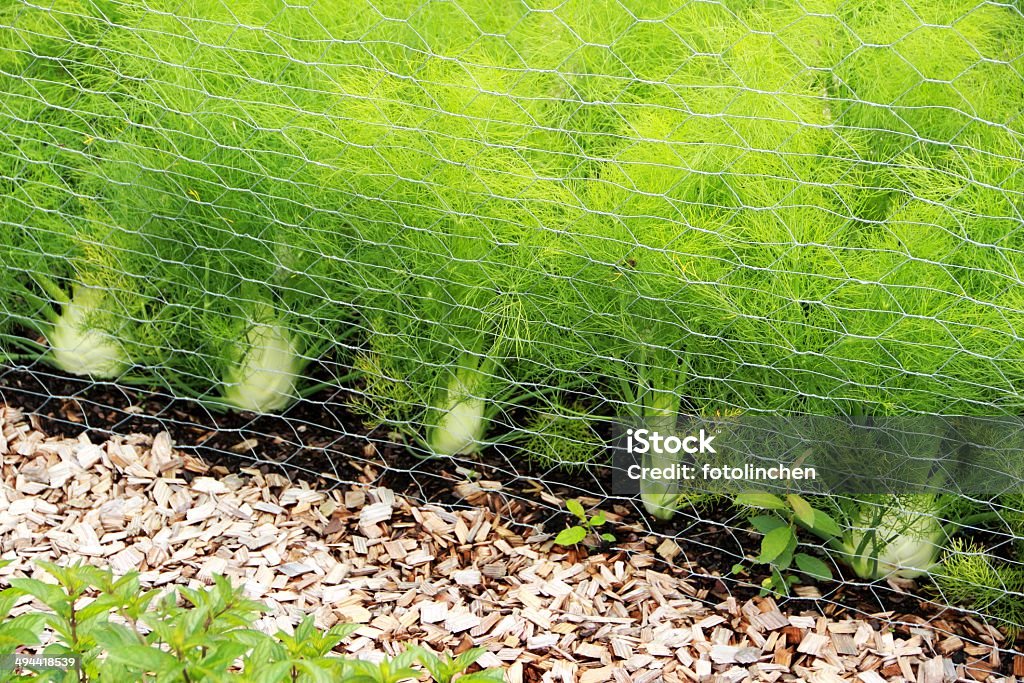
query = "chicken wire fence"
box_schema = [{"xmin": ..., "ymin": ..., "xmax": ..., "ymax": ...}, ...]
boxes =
[{"xmin": 2, "ymin": 0, "xmax": 1024, "ymax": 648}]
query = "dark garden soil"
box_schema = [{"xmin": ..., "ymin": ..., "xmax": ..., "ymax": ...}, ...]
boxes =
[{"xmin": 1, "ymin": 364, "xmax": 1021, "ymax": 659}]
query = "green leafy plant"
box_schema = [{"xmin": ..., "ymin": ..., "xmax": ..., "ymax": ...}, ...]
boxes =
[
  {"xmin": 0, "ymin": 560, "xmax": 503, "ymax": 682},
  {"xmin": 832, "ymin": 0, "xmax": 1024, "ymax": 160},
  {"xmin": 935, "ymin": 539, "xmax": 1024, "ymax": 637},
  {"xmin": 333, "ymin": 59, "xmax": 587, "ymax": 457},
  {"xmin": 554, "ymin": 499, "xmax": 616, "ymax": 547},
  {"xmin": 734, "ymin": 493, "xmax": 838, "ymax": 595},
  {"xmin": 407, "ymin": 648, "xmax": 502, "ymax": 683},
  {"xmin": 519, "ymin": 403, "xmax": 604, "ymax": 471},
  {"xmin": 95, "ymin": 4, "xmax": 372, "ymax": 412},
  {"xmin": 737, "ymin": 489, "xmax": 1007, "ymax": 589},
  {"xmin": 932, "ymin": 490, "xmax": 1024, "ymax": 636},
  {"xmin": 0, "ymin": 0, "xmax": 140, "ymax": 378}
]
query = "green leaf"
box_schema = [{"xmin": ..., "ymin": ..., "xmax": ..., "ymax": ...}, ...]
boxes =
[
  {"xmin": 0, "ymin": 626, "xmax": 45, "ymax": 649},
  {"xmin": 565, "ymin": 499, "xmax": 586, "ymax": 521},
  {"xmin": 245, "ymin": 660, "xmax": 292, "ymax": 683},
  {"xmin": 554, "ymin": 526, "xmax": 587, "ymax": 546},
  {"xmin": 91, "ymin": 622, "xmax": 142, "ymax": 651},
  {"xmin": 416, "ymin": 649, "xmax": 444, "ymax": 681},
  {"xmin": 736, "ymin": 493, "xmax": 787, "ymax": 510},
  {"xmin": 6, "ymin": 612, "xmax": 49, "ymax": 635},
  {"xmin": 329, "ymin": 622, "xmax": 362, "ymax": 640},
  {"xmin": 786, "ymin": 495, "xmax": 815, "ymax": 528},
  {"xmin": 294, "ymin": 615, "xmax": 316, "ymax": 642},
  {"xmin": 810, "ymin": 510, "xmax": 843, "ymax": 539},
  {"xmin": 453, "ymin": 647, "xmax": 485, "ymax": 672},
  {"xmin": 228, "ymin": 628, "xmax": 273, "ymax": 650},
  {"xmin": 795, "ymin": 554, "xmax": 833, "ymax": 581},
  {"xmin": 244, "ymin": 638, "xmax": 286, "ymax": 670},
  {"xmin": 600, "ymin": 533, "xmax": 616, "ymax": 543},
  {"xmin": 0, "ymin": 591, "xmax": 18, "ymax": 621},
  {"xmin": 589, "ymin": 512, "xmax": 606, "ymax": 527},
  {"xmin": 105, "ymin": 644, "xmax": 183, "ymax": 674},
  {"xmin": 8, "ymin": 578, "xmax": 68, "ymax": 611},
  {"xmin": 458, "ymin": 670, "xmax": 506, "ymax": 683},
  {"xmin": 77, "ymin": 594, "xmax": 125, "ymax": 623},
  {"xmin": 200, "ymin": 640, "xmax": 251, "ymax": 672},
  {"xmin": 750, "ymin": 515, "xmax": 787, "ymax": 535},
  {"xmin": 777, "ymin": 526, "xmax": 800, "ymax": 570},
  {"xmin": 771, "ymin": 567, "xmax": 791, "ymax": 596},
  {"xmin": 757, "ymin": 526, "xmax": 794, "ymax": 564},
  {"xmin": 295, "ymin": 660, "xmax": 339, "ymax": 683}
]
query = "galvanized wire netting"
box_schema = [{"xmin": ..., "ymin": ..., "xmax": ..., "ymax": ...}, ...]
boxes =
[{"xmin": 2, "ymin": 0, "xmax": 1024, "ymax": 643}]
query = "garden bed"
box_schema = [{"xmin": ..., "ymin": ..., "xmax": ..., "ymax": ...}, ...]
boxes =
[
  {"xmin": 2, "ymin": 403, "xmax": 1021, "ymax": 681},
  {"xmin": 3, "ymin": 0, "xmax": 1024, "ymax": 679}
]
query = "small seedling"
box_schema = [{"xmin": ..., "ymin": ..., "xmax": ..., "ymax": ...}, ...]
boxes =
[{"xmin": 554, "ymin": 499, "xmax": 616, "ymax": 547}]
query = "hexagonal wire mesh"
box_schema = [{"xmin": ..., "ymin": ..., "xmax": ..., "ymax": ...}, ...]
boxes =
[{"xmin": 1, "ymin": 0, "xmax": 1024, "ymax": 649}]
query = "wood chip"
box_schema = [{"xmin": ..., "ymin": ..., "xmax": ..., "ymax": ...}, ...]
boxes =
[
  {"xmin": 581, "ymin": 667, "xmax": 614, "ymax": 683},
  {"xmin": 964, "ymin": 658, "xmax": 993, "ymax": 682},
  {"xmin": 419, "ymin": 602, "xmax": 448, "ymax": 624},
  {"xmin": 452, "ymin": 569, "xmax": 481, "ymax": 586},
  {"xmin": 798, "ymin": 632, "xmax": 830, "ymax": 657},
  {"xmin": 279, "ymin": 562, "xmax": 314, "ymax": 578},
  {"xmin": 656, "ymin": 538, "xmax": 682, "ymax": 561},
  {"xmin": 358, "ymin": 502, "xmax": 392, "ymax": 526}
]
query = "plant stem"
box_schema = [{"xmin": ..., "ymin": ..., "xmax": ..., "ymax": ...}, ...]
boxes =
[
  {"xmin": 950, "ymin": 511, "xmax": 1003, "ymax": 531},
  {"xmin": 29, "ymin": 273, "xmax": 69, "ymax": 306},
  {"xmin": 9, "ymin": 280, "xmax": 60, "ymax": 326},
  {"xmin": 68, "ymin": 596, "xmax": 85, "ymax": 683}
]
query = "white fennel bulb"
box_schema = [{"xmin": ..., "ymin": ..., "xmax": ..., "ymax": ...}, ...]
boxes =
[
  {"xmin": 49, "ymin": 286, "xmax": 130, "ymax": 378},
  {"xmin": 641, "ymin": 446, "xmax": 680, "ymax": 521},
  {"xmin": 221, "ymin": 321, "xmax": 303, "ymax": 413},
  {"xmin": 429, "ymin": 394, "xmax": 486, "ymax": 457},
  {"xmin": 639, "ymin": 390, "xmax": 682, "ymax": 521},
  {"xmin": 844, "ymin": 505, "xmax": 946, "ymax": 580},
  {"xmin": 428, "ymin": 362, "xmax": 487, "ymax": 457}
]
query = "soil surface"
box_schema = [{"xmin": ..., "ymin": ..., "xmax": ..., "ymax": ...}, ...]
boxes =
[{"xmin": 2, "ymin": 364, "xmax": 1021, "ymax": 660}]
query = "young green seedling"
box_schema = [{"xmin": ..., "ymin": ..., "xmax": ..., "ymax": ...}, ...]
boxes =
[{"xmin": 554, "ymin": 499, "xmax": 616, "ymax": 548}]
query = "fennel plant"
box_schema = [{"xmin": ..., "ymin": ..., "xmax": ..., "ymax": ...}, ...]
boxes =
[
  {"xmin": 833, "ymin": 0, "xmax": 1024, "ymax": 160},
  {"xmin": 0, "ymin": 0, "xmax": 139, "ymax": 377}
]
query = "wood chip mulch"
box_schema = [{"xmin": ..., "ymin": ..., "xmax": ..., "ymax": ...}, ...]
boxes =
[{"xmin": 0, "ymin": 404, "xmax": 1019, "ymax": 682}]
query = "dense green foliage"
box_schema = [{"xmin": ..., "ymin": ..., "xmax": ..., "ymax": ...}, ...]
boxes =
[
  {"xmin": 2, "ymin": 0, "xmax": 1021, "ymax": 417},
  {"xmin": 1, "ymin": 0, "xmax": 1024, "ymax": 627},
  {"xmin": 0, "ymin": 560, "xmax": 502, "ymax": 682}
]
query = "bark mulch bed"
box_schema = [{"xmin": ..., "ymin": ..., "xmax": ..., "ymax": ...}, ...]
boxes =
[{"xmin": 2, "ymin": 404, "xmax": 1021, "ymax": 682}]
